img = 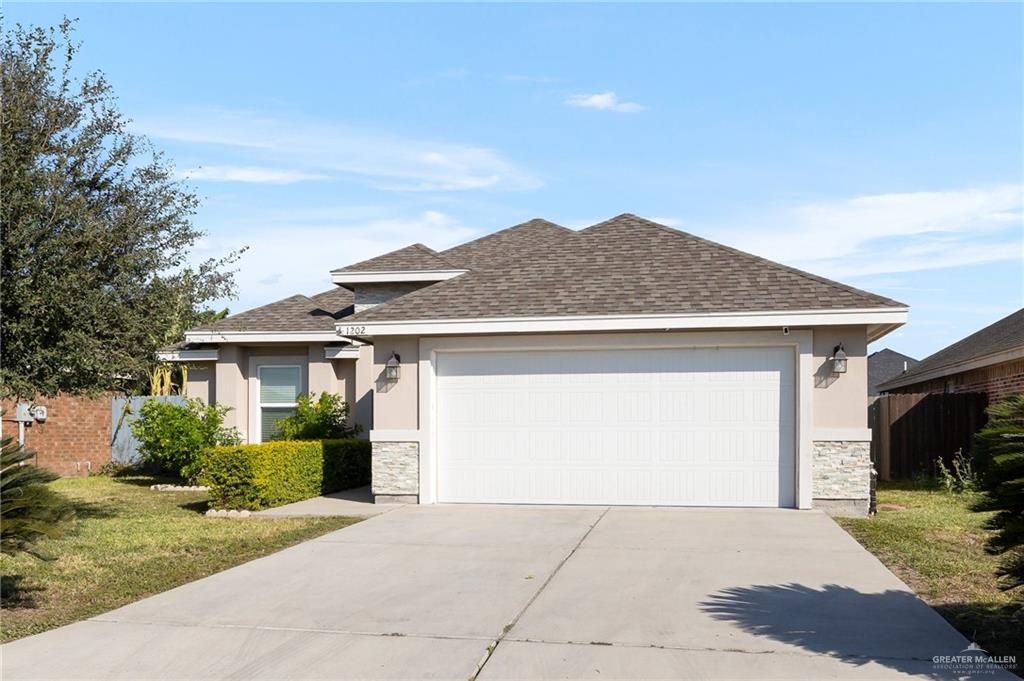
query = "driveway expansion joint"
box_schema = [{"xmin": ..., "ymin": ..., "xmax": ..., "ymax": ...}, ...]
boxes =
[
  {"xmin": 87, "ymin": 617, "xmax": 496, "ymax": 643},
  {"xmin": 498, "ymin": 636, "xmax": 939, "ymax": 663},
  {"xmin": 470, "ymin": 506, "xmax": 611, "ymax": 681}
]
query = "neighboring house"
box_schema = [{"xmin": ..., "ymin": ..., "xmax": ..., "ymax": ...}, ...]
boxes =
[
  {"xmin": 877, "ymin": 307, "xmax": 1024, "ymax": 401},
  {"xmin": 162, "ymin": 214, "xmax": 908, "ymax": 515},
  {"xmin": 867, "ymin": 348, "xmax": 918, "ymax": 396}
]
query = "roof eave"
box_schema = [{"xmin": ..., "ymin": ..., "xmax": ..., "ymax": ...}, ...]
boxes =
[
  {"xmin": 184, "ymin": 330, "xmax": 345, "ymax": 344},
  {"xmin": 878, "ymin": 344, "xmax": 1024, "ymax": 392},
  {"xmin": 329, "ymin": 269, "xmax": 468, "ymax": 287},
  {"xmin": 338, "ymin": 306, "xmax": 908, "ymax": 338}
]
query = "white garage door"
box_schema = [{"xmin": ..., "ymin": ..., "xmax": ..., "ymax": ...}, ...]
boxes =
[{"xmin": 435, "ymin": 346, "xmax": 795, "ymax": 507}]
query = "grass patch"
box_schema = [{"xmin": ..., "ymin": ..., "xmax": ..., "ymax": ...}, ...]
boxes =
[
  {"xmin": 838, "ymin": 481, "xmax": 1023, "ymax": 670},
  {"xmin": 0, "ymin": 475, "xmax": 359, "ymax": 642}
]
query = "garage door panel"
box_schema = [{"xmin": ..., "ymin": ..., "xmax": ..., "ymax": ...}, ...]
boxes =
[{"xmin": 436, "ymin": 347, "xmax": 795, "ymax": 507}]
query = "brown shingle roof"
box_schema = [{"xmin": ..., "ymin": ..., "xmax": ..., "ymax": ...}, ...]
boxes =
[
  {"xmin": 439, "ymin": 219, "xmax": 575, "ymax": 270},
  {"xmin": 878, "ymin": 308, "xmax": 1024, "ymax": 391},
  {"xmin": 193, "ymin": 287, "xmax": 354, "ymax": 332},
  {"xmin": 348, "ymin": 214, "xmax": 905, "ymax": 322},
  {"xmin": 335, "ymin": 243, "xmax": 457, "ymax": 273}
]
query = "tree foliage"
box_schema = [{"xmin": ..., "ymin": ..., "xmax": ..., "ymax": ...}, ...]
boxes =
[
  {"xmin": 974, "ymin": 394, "xmax": 1024, "ymax": 591},
  {"xmin": 1, "ymin": 19, "xmax": 241, "ymax": 399},
  {"xmin": 0, "ymin": 436, "xmax": 74, "ymax": 559}
]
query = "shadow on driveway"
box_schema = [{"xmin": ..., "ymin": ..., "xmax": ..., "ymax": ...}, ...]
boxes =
[{"xmin": 701, "ymin": 583, "xmax": 1019, "ymax": 680}]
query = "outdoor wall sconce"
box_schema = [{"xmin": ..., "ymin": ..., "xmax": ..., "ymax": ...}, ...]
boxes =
[
  {"xmin": 385, "ymin": 352, "xmax": 401, "ymax": 382},
  {"xmin": 831, "ymin": 343, "xmax": 848, "ymax": 374}
]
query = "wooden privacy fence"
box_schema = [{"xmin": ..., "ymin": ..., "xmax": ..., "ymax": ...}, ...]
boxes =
[{"xmin": 870, "ymin": 392, "xmax": 988, "ymax": 480}]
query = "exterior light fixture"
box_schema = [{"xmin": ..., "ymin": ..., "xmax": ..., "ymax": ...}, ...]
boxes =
[
  {"xmin": 831, "ymin": 343, "xmax": 848, "ymax": 374},
  {"xmin": 385, "ymin": 352, "xmax": 401, "ymax": 381}
]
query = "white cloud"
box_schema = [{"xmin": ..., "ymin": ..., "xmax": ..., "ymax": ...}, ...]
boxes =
[
  {"xmin": 178, "ymin": 165, "xmax": 328, "ymax": 184},
  {"xmin": 565, "ymin": 92, "xmax": 645, "ymax": 113},
  {"xmin": 194, "ymin": 210, "xmax": 479, "ymax": 312},
  {"xmin": 709, "ymin": 184, "xmax": 1023, "ymax": 278},
  {"xmin": 136, "ymin": 108, "xmax": 540, "ymax": 192}
]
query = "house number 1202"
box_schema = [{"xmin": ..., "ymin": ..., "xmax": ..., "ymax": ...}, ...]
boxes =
[{"xmin": 343, "ymin": 326, "xmax": 366, "ymax": 336}]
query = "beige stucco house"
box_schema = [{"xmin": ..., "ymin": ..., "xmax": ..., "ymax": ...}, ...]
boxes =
[{"xmin": 162, "ymin": 214, "xmax": 907, "ymax": 515}]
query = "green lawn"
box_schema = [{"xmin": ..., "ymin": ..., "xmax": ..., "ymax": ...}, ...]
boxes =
[
  {"xmin": 838, "ymin": 482, "xmax": 1023, "ymax": 670},
  {"xmin": 0, "ymin": 475, "xmax": 359, "ymax": 643}
]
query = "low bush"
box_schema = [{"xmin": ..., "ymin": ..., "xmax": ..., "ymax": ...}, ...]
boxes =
[
  {"xmin": 202, "ymin": 439, "xmax": 371, "ymax": 510},
  {"xmin": 274, "ymin": 393, "xmax": 358, "ymax": 440},
  {"xmin": 936, "ymin": 449, "xmax": 979, "ymax": 493},
  {"xmin": 131, "ymin": 399, "xmax": 240, "ymax": 482}
]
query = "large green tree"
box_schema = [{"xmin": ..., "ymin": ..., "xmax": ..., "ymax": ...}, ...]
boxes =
[{"xmin": 1, "ymin": 19, "xmax": 241, "ymax": 398}]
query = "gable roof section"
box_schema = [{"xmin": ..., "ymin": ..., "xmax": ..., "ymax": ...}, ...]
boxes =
[
  {"xmin": 191, "ymin": 287, "xmax": 354, "ymax": 333},
  {"xmin": 334, "ymin": 243, "xmax": 457, "ymax": 273},
  {"xmin": 878, "ymin": 308, "xmax": 1024, "ymax": 391},
  {"xmin": 348, "ymin": 214, "xmax": 905, "ymax": 324},
  {"xmin": 868, "ymin": 349, "xmax": 919, "ymax": 395}
]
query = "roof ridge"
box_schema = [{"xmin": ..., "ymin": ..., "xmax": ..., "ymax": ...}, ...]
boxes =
[
  {"xmin": 439, "ymin": 218, "xmax": 573, "ymax": 256},
  {"xmin": 587, "ymin": 214, "xmax": 905, "ymax": 309}
]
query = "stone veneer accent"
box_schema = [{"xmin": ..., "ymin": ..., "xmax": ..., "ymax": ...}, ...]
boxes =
[
  {"xmin": 812, "ymin": 440, "xmax": 871, "ymax": 516},
  {"xmin": 354, "ymin": 283, "xmax": 427, "ymax": 313},
  {"xmin": 372, "ymin": 441, "xmax": 419, "ymax": 503}
]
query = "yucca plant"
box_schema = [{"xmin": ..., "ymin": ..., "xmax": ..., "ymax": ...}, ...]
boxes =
[{"xmin": 0, "ymin": 436, "xmax": 74, "ymax": 559}]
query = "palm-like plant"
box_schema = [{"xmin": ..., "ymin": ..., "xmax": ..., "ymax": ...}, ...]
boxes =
[{"xmin": 0, "ymin": 435, "xmax": 74, "ymax": 558}]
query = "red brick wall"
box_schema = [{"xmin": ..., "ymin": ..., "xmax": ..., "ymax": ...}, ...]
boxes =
[
  {"xmin": 0, "ymin": 393, "xmax": 112, "ymax": 477},
  {"xmin": 887, "ymin": 358, "xmax": 1024, "ymax": 403}
]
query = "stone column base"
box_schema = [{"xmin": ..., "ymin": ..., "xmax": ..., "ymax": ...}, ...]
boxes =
[
  {"xmin": 813, "ymin": 498, "xmax": 869, "ymax": 517},
  {"xmin": 371, "ymin": 441, "xmax": 420, "ymax": 503},
  {"xmin": 375, "ymin": 494, "xmax": 419, "ymax": 504}
]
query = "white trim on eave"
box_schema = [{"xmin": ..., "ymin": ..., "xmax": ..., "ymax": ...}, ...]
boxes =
[
  {"xmin": 330, "ymin": 269, "xmax": 467, "ymax": 285},
  {"xmin": 341, "ymin": 307, "xmax": 908, "ymax": 337},
  {"xmin": 155, "ymin": 349, "xmax": 220, "ymax": 362},
  {"xmin": 880, "ymin": 345, "xmax": 1024, "ymax": 391},
  {"xmin": 184, "ymin": 331, "xmax": 343, "ymax": 344}
]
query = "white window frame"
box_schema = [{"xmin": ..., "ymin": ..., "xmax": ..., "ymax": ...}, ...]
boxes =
[{"xmin": 248, "ymin": 357, "xmax": 306, "ymax": 444}]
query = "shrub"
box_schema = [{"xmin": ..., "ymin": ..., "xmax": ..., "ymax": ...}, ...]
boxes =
[
  {"xmin": 202, "ymin": 439, "xmax": 371, "ymax": 510},
  {"xmin": 274, "ymin": 393, "xmax": 358, "ymax": 440},
  {"xmin": 1, "ymin": 436, "xmax": 74, "ymax": 559},
  {"xmin": 973, "ymin": 393, "xmax": 1024, "ymax": 591},
  {"xmin": 131, "ymin": 398, "xmax": 240, "ymax": 482}
]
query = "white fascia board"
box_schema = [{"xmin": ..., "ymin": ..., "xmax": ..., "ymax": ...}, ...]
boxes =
[
  {"xmin": 330, "ymin": 269, "xmax": 467, "ymax": 285},
  {"xmin": 880, "ymin": 345, "xmax": 1024, "ymax": 391},
  {"xmin": 155, "ymin": 349, "xmax": 220, "ymax": 362},
  {"xmin": 324, "ymin": 346, "xmax": 361, "ymax": 360},
  {"xmin": 343, "ymin": 307, "xmax": 908, "ymax": 337},
  {"xmin": 184, "ymin": 331, "xmax": 341, "ymax": 344}
]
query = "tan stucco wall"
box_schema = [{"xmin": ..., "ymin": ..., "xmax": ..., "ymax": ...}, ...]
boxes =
[
  {"xmin": 184, "ymin": 364, "xmax": 215, "ymax": 404},
  {"xmin": 371, "ymin": 336, "xmax": 419, "ymax": 430},
  {"xmin": 811, "ymin": 325, "xmax": 868, "ymax": 429},
  {"xmin": 214, "ymin": 346, "xmax": 246, "ymax": 435},
  {"xmin": 354, "ymin": 344, "xmax": 375, "ymax": 430}
]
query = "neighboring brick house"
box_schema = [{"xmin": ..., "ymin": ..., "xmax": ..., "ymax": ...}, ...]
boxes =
[
  {"xmin": 165, "ymin": 214, "xmax": 908, "ymax": 516},
  {"xmin": 877, "ymin": 308, "xmax": 1024, "ymax": 402},
  {"xmin": 867, "ymin": 348, "xmax": 918, "ymax": 396},
  {"xmin": 0, "ymin": 393, "xmax": 112, "ymax": 477}
]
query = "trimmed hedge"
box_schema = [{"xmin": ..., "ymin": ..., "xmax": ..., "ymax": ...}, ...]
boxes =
[{"xmin": 202, "ymin": 439, "xmax": 371, "ymax": 510}]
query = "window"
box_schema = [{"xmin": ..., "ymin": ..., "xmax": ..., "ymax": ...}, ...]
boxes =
[{"xmin": 257, "ymin": 365, "xmax": 301, "ymax": 442}]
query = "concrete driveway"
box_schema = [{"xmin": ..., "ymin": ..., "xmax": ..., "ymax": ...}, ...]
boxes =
[{"xmin": 2, "ymin": 505, "xmax": 1012, "ymax": 680}]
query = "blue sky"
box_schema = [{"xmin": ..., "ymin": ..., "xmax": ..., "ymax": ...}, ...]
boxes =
[{"xmin": 9, "ymin": 2, "xmax": 1023, "ymax": 360}]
